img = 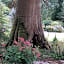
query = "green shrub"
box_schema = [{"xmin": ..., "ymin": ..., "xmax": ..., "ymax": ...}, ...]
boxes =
[
  {"xmin": 0, "ymin": 2, "xmax": 10, "ymax": 43},
  {"xmin": 2, "ymin": 0, "xmax": 12, "ymax": 6},
  {"xmin": 0, "ymin": 37, "xmax": 41, "ymax": 64},
  {"xmin": 50, "ymin": 39, "xmax": 64, "ymax": 60}
]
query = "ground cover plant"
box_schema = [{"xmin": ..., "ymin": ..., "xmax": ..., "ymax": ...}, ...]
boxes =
[
  {"xmin": 0, "ymin": 37, "xmax": 41, "ymax": 64},
  {"xmin": 40, "ymin": 37, "xmax": 64, "ymax": 60}
]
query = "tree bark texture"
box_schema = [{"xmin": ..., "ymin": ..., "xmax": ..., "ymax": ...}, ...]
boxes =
[{"xmin": 6, "ymin": 0, "xmax": 50, "ymax": 49}]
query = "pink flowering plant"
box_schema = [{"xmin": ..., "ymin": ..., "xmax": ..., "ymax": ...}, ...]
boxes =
[{"xmin": 0, "ymin": 37, "xmax": 41, "ymax": 64}]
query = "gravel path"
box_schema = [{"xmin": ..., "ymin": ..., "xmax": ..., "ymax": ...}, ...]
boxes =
[
  {"xmin": 44, "ymin": 31, "xmax": 64, "ymax": 42},
  {"xmin": 33, "ymin": 60, "xmax": 64, "ymax": 64}
]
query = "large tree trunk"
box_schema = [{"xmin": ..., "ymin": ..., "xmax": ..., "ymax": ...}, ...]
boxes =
[{"xmin": 6, "ymin": 0, "xmax": 50, "ymax": 49}]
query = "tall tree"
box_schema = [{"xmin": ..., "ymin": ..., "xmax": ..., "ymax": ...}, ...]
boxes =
[{"xmin": 6, "ymin": 0, "xmax": 50, "ymax": 49}]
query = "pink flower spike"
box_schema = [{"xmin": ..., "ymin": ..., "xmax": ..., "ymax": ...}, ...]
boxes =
[
  {"xmin": 17, "ymin": 43, "xmax": 21, "ymax": 46},
  {"xmin": 24, "ymin": 41, "xmax": 30, "ymax": 44},
  {"xmin": 18, "ymin": 37, "xmax": 24, "ymax": 42},
  {"xmin": 24, "ymin": 45, "xmax": 27, "ymax": 48},
  {"xmin": 19, "ymin": 47, "xmax": 23, "ymax": 51},
  {"xmin": 37, "ymin": 51, "xmax": 40, "ymax": 54},
  {"xmin": 1, "ymin": 48, "xmax": 4, "ymax": 52},
  {"xmin": 25, "ymin": 41, "xmax": 30, "ymax": 44},
  {"xmin": 37, "ymin": 54, "xmax": 40, "ymax": 58},
  {"xmin": 1, "ymin": 43, "xmax": 6, "ymax": 47},
  {"xmin": 20, "ymin": 46, "xmax": 25, "ymax": 49},
  {"xmin": 0, "ymin": 59, "xmax": 2, "ymax": 62},
  {"xmin": 13, "ymin": 40, "xmax": 18, "ymax": 45},
  {"xmin": 32, "ymin": 48, "xmax": 36, "ymax": 50},
  {"xmin": 0, "ymin": 54, "xmax": 2, "ymax": 56},
  {"xmin": 32, "ymin": 51, "xmax": 35, "ymax": 55},
  {"xmin": 28, "ymin": 43, "xmax": 32, "ymax": 47},
  {"xmin": 24, "ymin": 41, "xmax": 26, "ymax": 44}
]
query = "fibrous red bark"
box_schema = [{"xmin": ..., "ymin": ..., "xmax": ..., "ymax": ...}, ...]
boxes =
[{"xmin": 6, "ymin": 0, "xmax": 50, "ymax": 49}]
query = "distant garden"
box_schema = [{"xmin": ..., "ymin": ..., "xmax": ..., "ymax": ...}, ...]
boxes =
[{"xmin": 0, "ymin": 0, "xmax": 64, "ymax": 64}]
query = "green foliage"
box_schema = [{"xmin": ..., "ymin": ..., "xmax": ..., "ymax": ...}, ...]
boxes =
[
  {"xmin": 41, "ymin": 0, "xmax": 54, "ymax": 21},
  {"xmin": 0, "ymin": 2, "xmax": 10, "ymax": 43},
  {"xmin": 53, "ymin": 36, "xmax": 58, "ymax": 43},
  {"xmin": 43, "ymin": 20, "xmax": 64, "ymax": 32},
  {"xmin": 40, "ymin": 38, "xmax": 64, "ymax": 60},
  {"xmin": 51, "ymin": 0, "xmax": 64, "ymax": 21},
  {"xmin": 2, "ymin": 0, "xmax": 12, "ymax": 6},
  {"xmin": 44, "ymin": 26, "xmax": 54, "ymax": 32},
  {"xmin": 42, "ymin": 20, "xmax": 52, "ymax": 26},
  {"xmin": 50, "ymin": 40, "xmax": 64, "ymax": 60},
  {"xmin": 50, "ymin": 41, "xmax": 64, "ymax": 60},
  {"xmin": 0, "ymin": 37, "xmax": 41, "ymax": 64},
  {"xmin": 41, "ymin": 0, "xmax": 64, "ymax": 32}
]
